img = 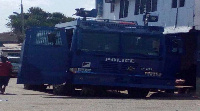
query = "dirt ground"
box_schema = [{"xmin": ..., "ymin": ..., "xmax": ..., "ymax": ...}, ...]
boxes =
[{"xmin": 0, "ymin": 78, "xmax": 200, "ymax": 111}]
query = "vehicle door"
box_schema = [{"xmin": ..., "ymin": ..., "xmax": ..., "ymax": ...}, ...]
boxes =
[{"xmin": 17, "ymin": 27, "xmax": 70, "ymax": 84}]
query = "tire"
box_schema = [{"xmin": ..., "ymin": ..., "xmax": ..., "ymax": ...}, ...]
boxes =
[
  {"xmin": 35, "ymin": 85, "xmax": 47, "ymax": 91},
  {"xmin": 165, "ymin": 89, "xmax": 175, "ymax": 94},
  {"xmin": 53, "ymin": 84, "xmax": 74, "ymax": 95},
  {"xmin": 128, "ymin": 88, "xmax": 149, "ymax": 98},
  {"xmin": 80, "ymin": 87, "xmax": 107, "ymax": 96},
  {"xmin": 24, "ymin": 84, "xmax": 47, "ymax": 91},
  {"xmin": 24, "ymin": 84, "xmax": 34, "ymax": 90}
]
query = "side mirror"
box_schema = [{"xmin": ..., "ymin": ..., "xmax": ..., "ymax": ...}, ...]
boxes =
[
  {"xmin": 171, "ymin": 39, "xmax": 183, "ymax": 54},
  {"xmin": 48, "ymin": 33, "xmax": 57, "ymax": 45}
]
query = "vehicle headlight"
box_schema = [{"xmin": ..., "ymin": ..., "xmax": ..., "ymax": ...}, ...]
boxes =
[
  {"xmin": 69, "ymin": 68, "xmax": 91, "ymax": 74},
  {"xmin": 145, "ymin": 72, "xmax": 162, "ymax": 77}
]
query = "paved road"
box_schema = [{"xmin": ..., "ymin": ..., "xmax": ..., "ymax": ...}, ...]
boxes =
[{"xmin": 0, "ymin": 78, "xmax": 200, "ymax": 111}]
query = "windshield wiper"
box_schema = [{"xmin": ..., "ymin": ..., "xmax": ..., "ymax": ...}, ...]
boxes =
[
  {"xmin": 91, "ymin": 50, "xmax": 117, "ymax": 56},
  {"xmin": 128, "ymin": 53, "xmax": 151, "ymax": 58}
]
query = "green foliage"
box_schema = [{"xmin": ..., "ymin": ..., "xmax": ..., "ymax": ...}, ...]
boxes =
[{"xmin": 7, "ymin": 7, "xmax": 75, "ymax": 33}]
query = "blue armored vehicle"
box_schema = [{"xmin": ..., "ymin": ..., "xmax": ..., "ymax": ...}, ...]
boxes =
[{"xmin": 17, "ymin": 18, "xmax": 183, "ymax": 97}]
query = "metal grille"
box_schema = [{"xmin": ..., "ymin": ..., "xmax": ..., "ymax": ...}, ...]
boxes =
[
  {"xmin": 100, "ymin": 61, "xmax": 119, "ymax": 73},
  {"xmin": 100, "ymin": 61, "xmax": 139, "ymax": 74},
  {"xmin": 35, "ymin": 30, "xmax": 62, "ymax": 45}
]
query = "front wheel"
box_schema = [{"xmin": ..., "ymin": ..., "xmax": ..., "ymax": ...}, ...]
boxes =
[
  {"xmin": 53, "ymin": 84, "xmax": 74, "ymax": 95},
  {"xmin": 128, "ymin": 88, "xmax": 149, "ymax": 98}
]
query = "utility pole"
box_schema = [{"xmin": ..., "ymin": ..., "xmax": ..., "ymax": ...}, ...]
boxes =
[{"xmin": 21, "ymin": 0, "xmax": 25, "ymax": 40}]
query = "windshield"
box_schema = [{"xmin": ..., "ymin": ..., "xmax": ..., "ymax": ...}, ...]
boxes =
[
  {"xmin": 8, "ymin": 53, "xmax": 20, "ymax": 57},
  {"xmin": 8, "ymin": 57, "xmax": 20, "ymax": 63},
  {"xmin": 79, "ymin": 31, "xmax": 119, "ymax": 53},
  {"xmin": 121, "ymin": 34, "xmax": 160, "ymax": 56},
  {"xmin": 78, "ymin": 30, "xmax": 161, "ymax": 56}
]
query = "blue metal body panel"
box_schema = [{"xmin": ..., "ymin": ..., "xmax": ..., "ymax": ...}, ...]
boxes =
[
  {"xmin": 71, "ymin": 50, "xmax": 179, "ymax": 89},
  {"xmin": 17, "ymin": 27, "xmax": 70, "ymax": 84},
  {"xmin": 70, "ymin": 20, "xmax": 180, "ymax": 89},
  {"xmin": 18, "ymin": 19, "xmax": 181, "ymax": 90},
  {"xmin": 73, "ymin": 73, "xmax": 175, "ymax": 89}
]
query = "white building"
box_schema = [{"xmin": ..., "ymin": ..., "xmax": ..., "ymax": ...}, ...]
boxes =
[{"xmin": 96, "ymin": 0, "xmax": 200, "ymax": 33}]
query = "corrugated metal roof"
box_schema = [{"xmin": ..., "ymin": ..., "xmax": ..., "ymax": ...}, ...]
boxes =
[
  {"xmin": 164, "ymin": 26, "xmax": 193, "ymax": 34},
  {"xmin": 0, "ymin": 32, "xmax": 18, "ymax": 42}
]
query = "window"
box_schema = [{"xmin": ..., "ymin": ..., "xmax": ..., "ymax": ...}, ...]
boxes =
[
  {"xmin": 35, "ymin": 30, "xmax": 62, "ymax": 46},
  {"xmin": 134, "ymin": 0, "xmax": 157, "ymax": 15},
  {"xmin": 111, "ymin": 3, "xmax": 115, "ymax": 13},
  {"xmin": 96, "ymin": 0, "xmax": 103, "ymax": 17},
  {"xmin": 146, "ymin": 0, "xmax": 152, "ymax": 13},
  {"xmin": 119, "ymin": 0, "xmax": 129, "ymax": 18},
  {"xmin": 172, "ymin": 0, "xmax": 185, "ymax": 8},
  {"xmin": 79, "ymin": 31, "xmax": 120, "ymax": 53},
  {"xmin": 134, "ymin": 0, "xmax": 140, "ymax": 15},
  {"xmin": 152, "ymin": 0, "xmax": 158, "ymax": 11},
  {"xmin": 172, "ymin": 0, "xmax": 177, "ymax": 8},
  {"xmin": 179, "ymin": 0, "xmax": 185, "ymax": 7},
  {"xmin": 66, "ymin": 29, "xmax": 73, "ymax": 49},
  {"xmin": 140, "ymin": 0, "xmax": 146, "ymax": 14},
  {"xmin": 121, "ymin": 34, "xmax": 160, "ymax": 56}
]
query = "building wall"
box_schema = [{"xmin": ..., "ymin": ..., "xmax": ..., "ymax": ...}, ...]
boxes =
[
  {"xmin": 194, "ymin": 0, "xmax": 200, "ymax": 30},
  {"xmin": 99, "ymin": 0, "xmax": 196, "ymax": 33}
]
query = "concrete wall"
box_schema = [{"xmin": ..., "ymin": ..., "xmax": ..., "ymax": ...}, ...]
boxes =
[
  {"xmin": 194, "ymin": 0, "xmax": 200, "ymax": 30},
  {"xmin": 99, "ymin": 0, "xmax": 196, "ymax": 33}
]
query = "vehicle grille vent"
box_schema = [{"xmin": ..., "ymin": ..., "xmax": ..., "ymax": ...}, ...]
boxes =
[
  {"xmin": 100, "ymin": 61, "xmax": 139, "ymax": 74},
  {"xmin": 100, "ymin": 61, "xmax": 119, "ymax": 73}
]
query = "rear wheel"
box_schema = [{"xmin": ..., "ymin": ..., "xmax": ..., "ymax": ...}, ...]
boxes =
[
  {"xmin": 24, "ymin": 84, "xmax": 47, "ymax": 91},
  {"xmin": 128, "ymin": 88, "xmax": 149, "ymax": 98},
  {"xmin": 24, "ymin": 84, "xmax": 34, "ymax": 90}
]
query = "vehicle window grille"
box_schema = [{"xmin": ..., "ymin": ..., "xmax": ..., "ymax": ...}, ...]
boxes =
[{"xmin": 35, "ymin": 30, "xmax": 62, "ymax": 46}]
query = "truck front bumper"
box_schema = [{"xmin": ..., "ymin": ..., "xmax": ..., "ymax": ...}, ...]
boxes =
[{"xmin": 72, "ymin": 73, "xmax": 175, "ymax": 89}]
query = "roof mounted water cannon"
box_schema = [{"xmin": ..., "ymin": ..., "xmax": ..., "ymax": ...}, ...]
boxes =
[{"xmin": 74, "ymin": 8, "xmax": 97, "ymax": 20}]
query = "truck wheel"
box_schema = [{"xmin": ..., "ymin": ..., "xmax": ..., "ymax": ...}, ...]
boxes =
[
  {"xmin": 81, "ymin": 87, "xmax": 96, "ymax": 96},
  {"xmin": 81, "ymin": 87, "xmax": 107, "ymax": 96},
  {"xmin": 128, "ymin": 88, "xmax": 149, "ymax": 98},
  {"xmin": 34, "ymin": 85, "xmax": 47, "ymax": 91},
  {"xmin": 24, "ymin": 84, "xmax": 34, "ymax": 90},
  {"xmin": 53, "ymin": 84, "xmax": 74, "ymax": 95},
  {"xmin": 165, "ymin": 89, "xmax": 174, "ymax": 94},
  {"xmin": 24, "ymin": 84, "xmax": 47, "ymax": 91}
]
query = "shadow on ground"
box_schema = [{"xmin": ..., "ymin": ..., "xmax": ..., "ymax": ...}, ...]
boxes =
[
  {"xmin": 19, "ymin": 86, "xmax": 200, "ymax": 100},
  {"xmin": 1, "ymin": 93, "xmax": 17, "ymax": 96},
  {"xmin": 40, "ymin": 89, "xmax": 200, "ymax": 100}
]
